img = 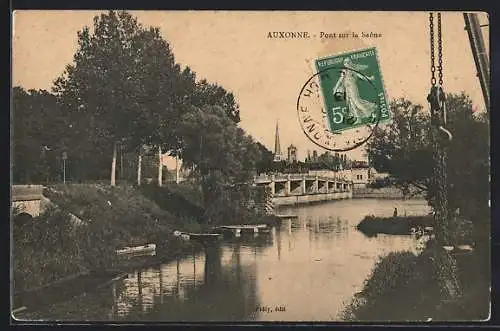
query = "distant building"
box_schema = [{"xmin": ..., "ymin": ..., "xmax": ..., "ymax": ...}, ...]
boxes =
[
  {"xmin": 273, "ymin": 121, "xmax": 282, "ymax": 162},
  {"xmin": 368, "ymin": 167, "xmax": 390, "ymax": 183},
  {"xmin": 306, "ymin": 150, "xmax": 312, "ymax": 162},
  {"xmin": 312, "ymin": 150, "xmax": 318, "ymax": 162},
  {"xmin": 287, "ymin": 144, "xmax": 297, "ymax": 163},
  {"xmin": 351, "ymin": 161, "xmax": 370, "ymax": 188}
]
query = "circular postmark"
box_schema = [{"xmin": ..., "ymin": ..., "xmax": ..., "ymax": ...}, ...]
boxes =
[{"xmin": 297, "ymin": 65, "xmax": 384, "ymax": 152}]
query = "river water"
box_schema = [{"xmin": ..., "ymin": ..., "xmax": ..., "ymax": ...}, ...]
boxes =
[{"xmin": 21, "ymin": 198, "xmax": 431, "ymax": 322}]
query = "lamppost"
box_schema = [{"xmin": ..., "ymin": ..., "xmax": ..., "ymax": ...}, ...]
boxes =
[{"xmin": 62, "ymin": 151, "xmax": 67, "ymax": 184}]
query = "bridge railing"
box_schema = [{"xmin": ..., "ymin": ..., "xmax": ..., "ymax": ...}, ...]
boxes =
[{"xmin": 254, "ymin": 173, "xmax": 352, "ymax": 183}]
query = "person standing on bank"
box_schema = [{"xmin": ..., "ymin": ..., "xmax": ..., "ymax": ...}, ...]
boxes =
[{"xmin": 393, "ymin": 207, "xmax": 398, "ymax": 217}]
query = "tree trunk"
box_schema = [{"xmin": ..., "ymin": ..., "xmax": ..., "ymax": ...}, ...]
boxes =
[
  {"xmin": 176, "ymin": 155, "xmax": 180, "ymax": 184},
  {"xmin": 137, "ymin": 151, "xmax": 142, "ymax": 186},
  {"xmin": 158, "ymin": 145, "xmax": 162, "ymax": 187},
  {"xmin": 111, "ymin": 142, "xmax": 117, "ymax": 187},
  {"xmin": 120, "ymin": 144, "xmax": 123, "ymax": 181}
]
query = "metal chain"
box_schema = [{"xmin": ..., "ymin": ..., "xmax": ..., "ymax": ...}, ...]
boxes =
[
  {"xmin": 428, "ymin": 11, "xmax": 461, "ymax": 300},
  {"xmin": 429, "ymin": 13, "xmax": 436, "ymax": 86},
  {"xmin": 438, "ymin": 13, "xmax": 443, "ymax": 86}
]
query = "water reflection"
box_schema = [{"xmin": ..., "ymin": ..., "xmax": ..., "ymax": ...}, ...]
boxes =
[
  {"xmin": 24, "ymin": 199, "xmax": 430, "ymax": 322},
  {"xmin": 204, "ymin": 245, "xmax": 222, "ymax": 285},
  {"xmin": 106, "ymin": 248, "xmax": 259, "ymax": 321}
]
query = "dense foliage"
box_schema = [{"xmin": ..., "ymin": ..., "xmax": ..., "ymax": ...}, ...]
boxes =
[
  {"xmin": 13, "ymin": 183, "xmax": 207, "ymax": 292},
  {"xmin": 12, "ymin": 88, "xmax": 71, "ymax": 183},
  {"xmin": 366, "ymin": 93, "xmax": 490, "ymax": 242},
  {"xmin": 176, "ymin": 105, "xmax": 262, "ymax": 222},
  {"xmin": 341, "ymin": 240, "xmax": 489, "ymax": 321},
  {"xmin": 353, "ymin": 93, "xmax": 490, "ymax": 321},
  {"xmin": 13, "ymin": 207, "xmax": 88, "ymax": 292},
  {"xmin": 13, "ymin": 10, "xmax": 264, "ymax": 188},
  {"xmin": 12, "ymin": 10, "xmax": 276, "ymax": 225}
]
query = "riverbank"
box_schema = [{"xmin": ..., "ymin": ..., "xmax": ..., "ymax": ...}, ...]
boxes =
[
  {"xmin": 341, "ymin": 237, "xmax": 490, "ymax": 321},
  {"xmin": 345, "ymin": 209, "xmax": 489, "ymax": 321},
  {"xmin": 13, "ymin": 184, "xmax": 186, "ymax": 294},
  {"xmin": 12, "ymin": 182, "xmax": 275, "ymax": 313},
  {"xmin": 12, "ymin": 239, "xmax": 206, "ymax": 315},
  {"xmin": 356, "ymin": 214, "xmax": 434, "ymax": 236},
  {"xmin": 273, "ymin": 191, "xmax": 352, "ymax": 206},
  {"xmin": 352, "ymin": 187, "xmax": 425, "ymax": 200},
  {"xmin": 13, "ymin": 198, "xmax": 435, "ymax": 321}
]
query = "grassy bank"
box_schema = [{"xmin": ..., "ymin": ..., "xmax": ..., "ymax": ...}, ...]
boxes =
[
  {"xmin": 139, "ymin": 183, "xmax": 279, "ymax": 228},
  {"xmin": 139, "ymin": 183, "xmax": 206, "ymax": 224},
  {"xmin": 341, "ymin": 237, "xmax": 490, "ymax": 321},
  {"xmin": 13, "ymin": 183, "xmax": 207, "ymax": 294},
  {"xmin": 13, "ymin": 182, "xmax": 275, "ymax": 296},
  {"xmin": 356, "ymin": 215, "xmax": 434, "ymax": 236}
]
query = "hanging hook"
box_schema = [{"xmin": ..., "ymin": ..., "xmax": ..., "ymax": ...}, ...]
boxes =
[
  {"xmin": 428, "ymin": 85, "xmax": 452, "ymax": 143},
  {"xmin": 439, "ymin": 102, "xmax": 452, "ymax": 142},
  {"xmin": 439, "ymin": 126, "xmax": 453, "ymax": 142}
]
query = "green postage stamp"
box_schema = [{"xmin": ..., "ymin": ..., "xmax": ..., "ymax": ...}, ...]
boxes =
[{"xmin": 314, "ymin": 47, "xmax": 390, "ymax": 133}]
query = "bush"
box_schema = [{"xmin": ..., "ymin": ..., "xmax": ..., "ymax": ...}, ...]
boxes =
[
  {"xmin": 139, "ymin": 183, "xmax": 206, "ymax": 223},
  {"xmin": 367, "ymin": 177, "xmax": 392, "ymax": 189},
  {"xmin": 449, "ymin": 216, "xmax": 474, "ymax": 246},
  {"xmin": 356, "ymin": 214, "xmax": 433, "ymax": 236},
  {"xmin": 361, "ymin": 251, "xmax": 420, "ymax": 298},
  {"xmin": 44, "ymin": 184, "xmax": 179, "ymax": 244},
  {"xmin": 12, "ymin": 207, "xmax": 89, "ymax": 292},
  {"xmin": 342, "ymin": 247, "xmax": 440, "ymax": 321},
  {"xmin": 341, "ymin": 239, "xmax": 490, "ymax": 321},
  {"xmin": 205, "ymin": 184, "xmax": 266, "ymax": 225},
  {"xmin": 13, "ymin": 184, "xmax": 204, "ymax": 292}
]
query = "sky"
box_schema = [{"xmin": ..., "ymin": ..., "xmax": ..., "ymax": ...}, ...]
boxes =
[{"xmin": 12, "ymin": 11, "xmax": 489, "ymax": 167}]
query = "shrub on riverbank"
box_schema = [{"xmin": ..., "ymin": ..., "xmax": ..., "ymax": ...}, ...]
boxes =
[
  {"xmin": 356, "ymin": 215, "xmax": 433, "ymax": 236},
  {"xmin": 13, "ymin": 184, "xmax": 206, "ymax": 292},
  {"xmin": 139, "ymin": 183, "xmax": 206, "ymax": 224},
  {"xmin": 139, "ymin": 183, "xmax": 271, "ymax": 227},
  {"xmin": 13, "ymin": 182, "xmax": 274, "ymax": 293},
  {"xmin": 341, "ymin": 238, "xmax": 490, "ymax": 321},
  {"xmin": 13, "ymin": 207, "xmax": 90, "ymax": 292},
  {"xmin": 43, "ymin": 184, "xmax": 189, "ymax": 242}
]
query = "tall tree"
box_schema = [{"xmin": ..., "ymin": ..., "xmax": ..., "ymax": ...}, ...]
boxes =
[
  {"xmin": 367, "ymin": 98, "xmax": 432, "ymax": 195},
  {"xmin": 12, "ymin": 87, "xmax": 70, "ymax": 184},
  {"xmin": 52, "ymin": 10, "xmax": 194, "ymax": 185},
  {"xmin": 190, "ymin": 79, "xmax": 241, "ymax": 123},
  {"xmin": 177, "ymin": 105, "xmax": 258, "ymax": 222},
  {"xmin": 255, "ymin": 142, "xmax": 274, "ymax": 174},
  {"xmin": 366, "ymin": 93, "xmax": 489, "ymax": 239}
]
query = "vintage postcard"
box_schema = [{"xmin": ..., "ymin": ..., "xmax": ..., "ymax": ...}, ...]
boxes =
[{"xmin": 11, "ymin": 11, "xmax": 490, "ymax": 323}]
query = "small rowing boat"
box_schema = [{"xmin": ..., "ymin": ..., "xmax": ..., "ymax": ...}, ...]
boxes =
[
  {"xmin": 274, "ymin": 214, "xmax": 298, "ymax": 219},
  {"xmin": 217, "ymin": 224, "xmax": 268, "ymax": 230},
  {"xmin": 116, "ymin": 243, "xmax": 156, "ymax": 256},
  {"xmin": 173, "ymin": 230, "xmax": 222, "ymax": 241}
]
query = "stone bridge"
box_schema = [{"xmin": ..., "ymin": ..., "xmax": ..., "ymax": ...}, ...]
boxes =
[
  {"xmin": 254, "ymin": 173, "xmax": 353, "ymax": 206},
  {"xmin": 11, "ymin": 185, "xmax": 44, "ymax": 217}
]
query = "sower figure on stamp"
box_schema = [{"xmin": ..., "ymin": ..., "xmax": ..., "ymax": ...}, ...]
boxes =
[{"xmin": 333, "ymin": 57, "xmax": 378, "ymax": 125}]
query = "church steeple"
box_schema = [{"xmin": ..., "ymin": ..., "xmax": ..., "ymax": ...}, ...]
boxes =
[{"xmin": 273, "ymin": 120, "xmax": 282, "ymax": 162}]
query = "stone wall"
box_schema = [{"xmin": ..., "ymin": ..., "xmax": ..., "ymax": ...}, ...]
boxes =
[
  {"xmin": 12, "ymin": 185, "xmax": 44, "ymax": 217},
  {"xmin": 273, "ymin": 191, "xmax": 352, "ymax": 206},
  {"xmin": 247, "ymin": 185, "xmax": 274, "ymax": 215},
  {"xmin": 352, "ymin": 187, "xmax": 425, "ymax": 199}
]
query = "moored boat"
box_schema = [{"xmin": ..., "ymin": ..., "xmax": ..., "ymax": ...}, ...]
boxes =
[{"xmin": 116, "ymin": 243, "xmax": 156, "ymax": 256}]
